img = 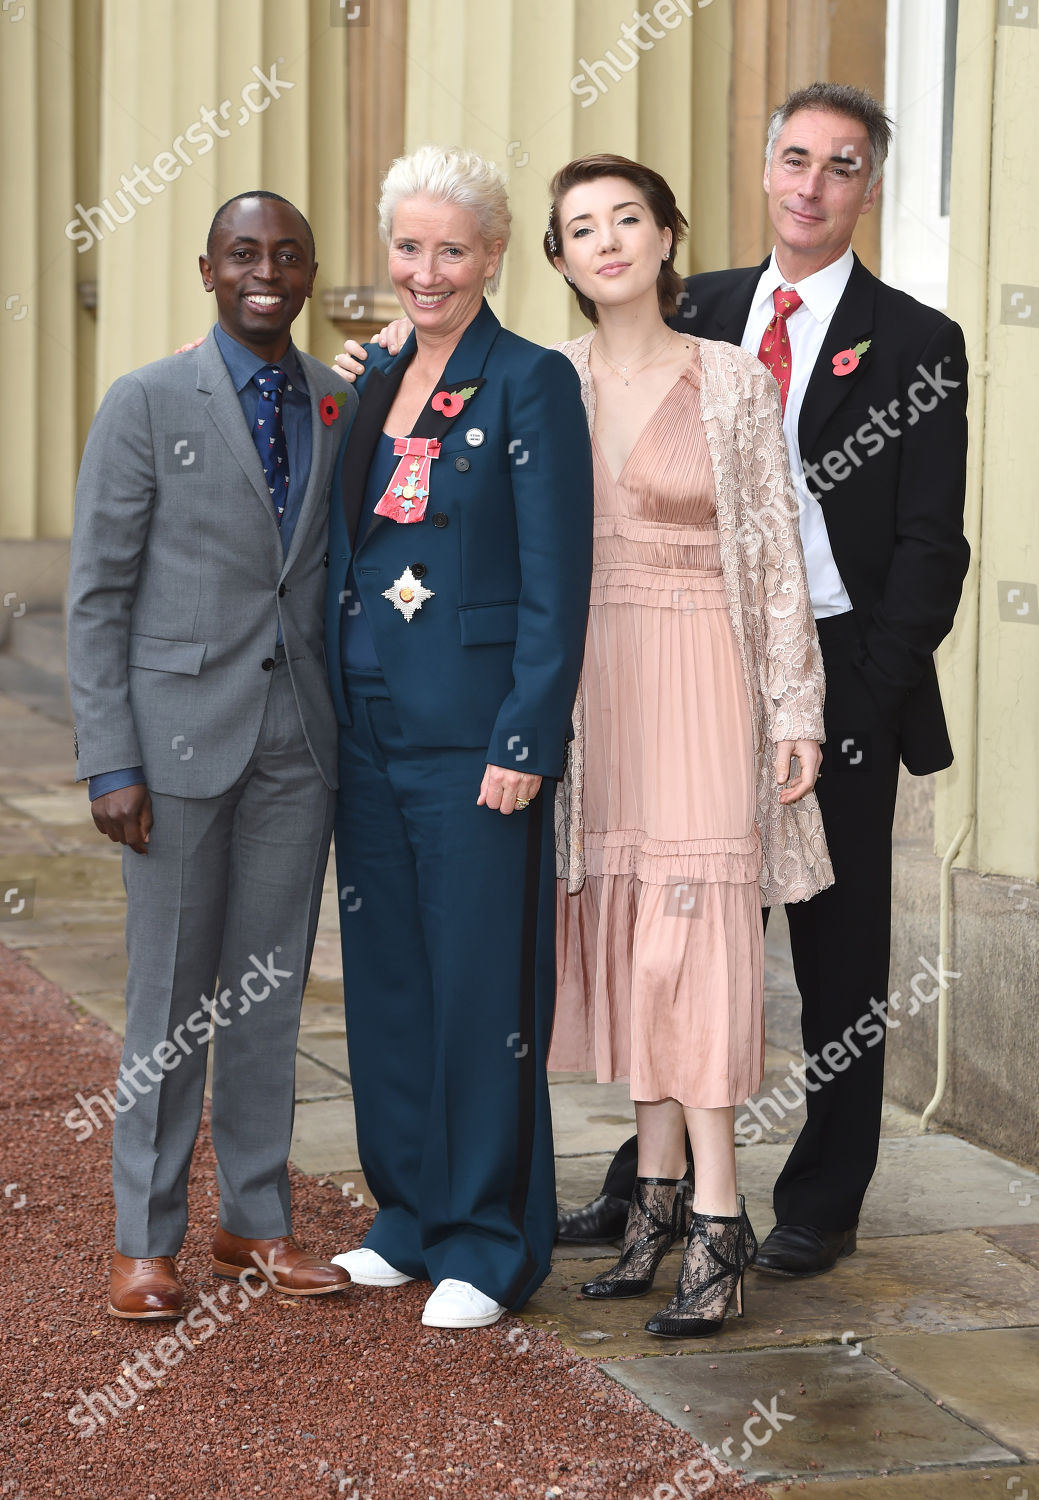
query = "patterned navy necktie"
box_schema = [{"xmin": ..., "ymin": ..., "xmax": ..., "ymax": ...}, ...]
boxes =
[{"xmin": 251, "ymin": 365, "xmax": 290, "ymax": 523}]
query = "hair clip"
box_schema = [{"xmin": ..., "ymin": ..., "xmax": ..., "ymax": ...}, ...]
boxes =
[{"xmin": 546, "ymin": 216, "xmax": 557, "ymax": 255}]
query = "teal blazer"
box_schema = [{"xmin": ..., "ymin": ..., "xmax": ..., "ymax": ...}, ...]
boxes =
[{"xmin": 325, "ymin": 301, "xmax": 593, "ymax": 780}]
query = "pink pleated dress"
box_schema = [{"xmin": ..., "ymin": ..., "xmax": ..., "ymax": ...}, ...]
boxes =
[{"xmin": 552, "ymin": 358, "xmax": 765, "ymax": 1109}]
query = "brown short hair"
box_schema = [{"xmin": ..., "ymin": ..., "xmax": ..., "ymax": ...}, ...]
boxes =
[{"xmin": 544, "ymin": 154, "xmax": 688, "ymax": 326}]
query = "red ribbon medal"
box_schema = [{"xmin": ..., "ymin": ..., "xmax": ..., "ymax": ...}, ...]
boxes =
[{"xmin": 373, "ymin": 436, "xmax": 442, "ymax": 525}]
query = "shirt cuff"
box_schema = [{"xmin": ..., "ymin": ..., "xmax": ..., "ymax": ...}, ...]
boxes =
[{"xmin": 88, "ymin": 767, "xmax": 145, "ymax": 801}]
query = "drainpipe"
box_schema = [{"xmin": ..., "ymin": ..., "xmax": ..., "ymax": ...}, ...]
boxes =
[{"xmin": 919, "ymin": 8, "xmax": 996, "ymax": 1133}]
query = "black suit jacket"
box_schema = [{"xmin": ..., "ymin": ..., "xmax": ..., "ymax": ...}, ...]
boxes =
[{"xmin": 669, "ymin": 254, "xmax": 970, "ymax": 775}]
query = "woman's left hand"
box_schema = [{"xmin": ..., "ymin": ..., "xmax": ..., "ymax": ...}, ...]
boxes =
[
  {"xmin": 478, "ymin": 765, "xmax": 544, "ymax": 815},
  {"xmin": 775, "ymin": 740, "xmax": 822, "ymax": 804}
]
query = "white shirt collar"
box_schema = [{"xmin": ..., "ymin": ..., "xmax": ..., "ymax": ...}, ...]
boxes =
[{"xmin": 752, "ymin": 245, "xmax": 856, "ymax": 325}]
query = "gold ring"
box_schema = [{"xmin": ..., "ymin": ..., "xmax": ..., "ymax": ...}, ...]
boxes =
[{"xmin": 515, "ymin": 797, "xmax": 531, "ymax": 810}]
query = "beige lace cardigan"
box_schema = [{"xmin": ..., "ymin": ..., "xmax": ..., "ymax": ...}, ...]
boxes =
[{"xmin": 554, "ymin": 332, "xmax": 834, "ymax": 907}]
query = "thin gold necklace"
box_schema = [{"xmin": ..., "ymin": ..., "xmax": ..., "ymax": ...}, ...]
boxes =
[{"xmin": 592, "ymin": 331, "xmax": 675, "ymax": 386}]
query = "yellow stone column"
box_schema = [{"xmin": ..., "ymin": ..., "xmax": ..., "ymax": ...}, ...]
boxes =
[
  {"xmin": 93, "ymin": 0, "xmax": 350, "ymax": 386},
  {"xmin": 0, "ymin": 0, "xmax": 83, "ymax": 540},
  {"xmin": 938, "ymin": 2, "xmax": 1039, "ymax": 883},
  {"xmin": 403, "ymin": 0, "xmax": 732, "ymax": 347}
]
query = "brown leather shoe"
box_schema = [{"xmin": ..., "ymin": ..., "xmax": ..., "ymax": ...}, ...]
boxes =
[
  {"xmin": 109, "ymin": 1252, "xmax": 187, "ymax": 1320},
  {"xmin": 211, "ymin": 1226, "xmax": 350, "ymax": 1296}
]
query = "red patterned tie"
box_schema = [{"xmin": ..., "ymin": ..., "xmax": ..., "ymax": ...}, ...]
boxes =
[{"xmin": 756, "ymin": 288, "xmax": 803, "ymax": 414}]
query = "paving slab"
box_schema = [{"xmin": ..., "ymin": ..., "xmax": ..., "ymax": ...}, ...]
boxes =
[
  {"xmin": 859, "ymin": 1136, "xmax": 1039, "ymax": 1233},
  {"xmin": 291, "ymin": 1049, "xmax": 352, "ymax": 1102},
  {"xmin": 765, "ymin": 1466, "xmax": 1039, "ymax": 1497},
  {"xmin": 25, "ymin": 936, "xmax": 128, "ymax": 996},
  {"xmin": 868, "ymin": 1328, "xmax": 1039, "ymax": 1460},
  {"xmin": 978, "ymin": 1222, "xmax": 1039, "ymax": 1269},
  {"xmin": 326, "ymin": 1168, "xmax": 378, "ymax": 1211},
  {"xmin": 309, "ymin": 929, "xmax": 345, "ymax": 982},
  {"xmin": 546, "ymin": 1078, "xmax": 637, "ymax": 1154},
  {"xmin": 0, "ymin": 822, "xmax": 56, "ymax": 855},
  {"xmin": 289, "ymin": 1095, "xmax": 360, "ymax": 1175},
  {"xmin": 298, "ymin": 984, "xmax": 347, "ymax": 1015},
  {"xmin": 0, "ymin": 849, "xmax": 124, "ymax": 900},
  {"xmin": 726, "ymin": 1136, "xmax": 1039, "ymax": 1240},
  {"xmin": 4, "ymin": 788, "xmax": 97, "ymax": 825},
  {"xmin": 66, "ymin": 988, "xmax": 128, "ymax": 1035},
  {"xmin": 295, "ymin": 1032, "xmax": 352, "ymax": 1082},
  {"xmin": 602, "ymin": 1345, "xmax": 1017, "ymax": 1482},
  {"xmin": 0, "ymin": 916, "xmax": 124, "ymax": 952},
  {"xmin": 555, "ymin": 1150, "xmax": 617, "ymax": 1205},
  {"xmin": 521, "ymin": 1229, "xmax": 1039, "ymax": 1358}
]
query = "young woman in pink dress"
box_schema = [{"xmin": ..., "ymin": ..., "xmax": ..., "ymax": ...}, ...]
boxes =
[{"xmin": 545, "ymin": 154, "xmax": 832, "ymax": 1337}]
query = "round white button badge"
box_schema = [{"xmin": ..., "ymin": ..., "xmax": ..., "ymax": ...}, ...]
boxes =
[{"xmin": 464, "ymin": 428, "xmax": 485, "ymax": 447}]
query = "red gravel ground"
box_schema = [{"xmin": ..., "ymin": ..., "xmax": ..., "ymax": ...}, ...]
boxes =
[{"xmin": 0, "ymin": 943, "xmax": 773, "ymax": 1500}]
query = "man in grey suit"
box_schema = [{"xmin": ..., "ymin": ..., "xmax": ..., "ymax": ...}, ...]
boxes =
[{"xmin": 67, "ymin": 192, "xmax": 357, "ymax": 1318}]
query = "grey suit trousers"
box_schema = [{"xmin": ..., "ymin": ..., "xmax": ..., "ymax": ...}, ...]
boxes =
[{"xmin": 112, "ymin": 656, "xmax": 335, "ymax": 1256}]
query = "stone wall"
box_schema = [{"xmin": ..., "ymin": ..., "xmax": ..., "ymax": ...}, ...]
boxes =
[{"xmin": 887, "ymin": 769, "xmax": 1039, "ymax": 1170}]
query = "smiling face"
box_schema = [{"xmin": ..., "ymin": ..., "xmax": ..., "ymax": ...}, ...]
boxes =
[
  {"xmin": 199, "ymin": 196, "xmax": 316, "ymax": 361},
  {"xmin": 552, "ymin": 176, "xmax": 671, "ymax": 316},
  {"xmin": 387, "ymin": 194, "xmax": 502, "ymax": 343},
  {"xmin": 764, "ymin": 108, "xmax": 880, "ymax": 282}
]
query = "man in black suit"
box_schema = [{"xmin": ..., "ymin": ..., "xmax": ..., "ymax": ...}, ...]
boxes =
[{"xmin": 558, "ymin": 81, "xmax": 970, "ymax": 1276}]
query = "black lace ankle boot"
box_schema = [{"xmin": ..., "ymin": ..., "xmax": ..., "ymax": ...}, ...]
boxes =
[
  {"xmin": 645, "ymin": 1194, "xmax": 757, "ymax": 1336},
  {"xmin": 580, "ymin": 1176, "xmax": 689, "ymax": 1299}
]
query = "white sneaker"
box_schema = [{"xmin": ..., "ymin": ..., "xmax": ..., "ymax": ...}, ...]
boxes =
[
  {"xmin": 330, "ymin": 1248, "xmax": 414, "ymax": 1286},
  {"xmin": 421, "ymin": 1278, "xmax": 504, "ymax": 1328}
]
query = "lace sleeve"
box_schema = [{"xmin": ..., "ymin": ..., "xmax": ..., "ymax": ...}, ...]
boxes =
[{"xmin": 739, "ymin": 363, "xmax": 826, "ymax": 745}]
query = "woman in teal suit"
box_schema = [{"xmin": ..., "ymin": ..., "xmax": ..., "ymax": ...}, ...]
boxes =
[{"xmin": 324, "ymin": 146, "xmax": 593, "ymax": 1327}]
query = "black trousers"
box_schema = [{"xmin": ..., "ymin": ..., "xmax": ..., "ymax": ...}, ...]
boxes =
[{"xmin": 602, "ymin": 613, "xmax": 902, "ymax": 1230}]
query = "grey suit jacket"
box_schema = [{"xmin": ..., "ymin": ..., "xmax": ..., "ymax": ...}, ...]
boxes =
[{"xmin": 67, "ymin": 328, "xmax": 357, "ymax": 798}]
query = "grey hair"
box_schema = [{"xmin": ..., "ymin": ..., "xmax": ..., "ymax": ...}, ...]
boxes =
[
  {"xmin": 378, "ymin": 144, "xmax": 512, "ymax": 295},
  {"xmin": 765, "ymin": 82, "xmax": 893, "ymax": 193}
]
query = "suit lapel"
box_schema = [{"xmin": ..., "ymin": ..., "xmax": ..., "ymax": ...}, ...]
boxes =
[
  {"xmin": 702, "ymin": 263, "xmax": 765, "ymax": 343},
  {"xmin": 355, "ymin": 299, "xmax": 501, "ymax": 549},
  {"xmin": 197, "ymin": 332, "xmax": 279, "ymax": 524},
  {"xmin": 280, "ymin": 350, "xmax": 347, "ymax": 575},
  {"xmin": 798, "ymin": 255, "xmax": 877, "ymax": 461},
  {"xmin": 340, "ymin": 353, "xmax": 412, "ymax": 551}
]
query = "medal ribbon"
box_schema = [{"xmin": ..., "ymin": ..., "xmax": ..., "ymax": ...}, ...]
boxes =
[{"xmin": 373, "ymin": 436, "xmax": 442, "ymax": 525}]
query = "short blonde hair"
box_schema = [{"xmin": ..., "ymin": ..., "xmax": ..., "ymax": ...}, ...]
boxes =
[{"xmin": 378, "ymin": 145, "xmax": 512, "ymax": 295}]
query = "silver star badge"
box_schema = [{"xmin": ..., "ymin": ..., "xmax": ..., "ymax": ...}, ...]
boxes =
[{"xmin": 383, "ymin": 566, "xmax": 434, "ymax": 622}]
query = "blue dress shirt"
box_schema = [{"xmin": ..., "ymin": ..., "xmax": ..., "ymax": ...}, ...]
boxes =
[{"xmin": 88, "ymin": 328, "xmax": 313, "ymax": 801}]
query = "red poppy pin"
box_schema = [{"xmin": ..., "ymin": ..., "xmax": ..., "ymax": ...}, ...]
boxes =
[
  {"xmin": 320, "ymin": 392, "xmax": 350, "ymax": 426},
  {"xmin": 431, "ymin": 385, "xmax": 478, "ymax": 418},
  {"xmin": 832, "ymin": 340, "xmax": 871, "ymax": 376}
]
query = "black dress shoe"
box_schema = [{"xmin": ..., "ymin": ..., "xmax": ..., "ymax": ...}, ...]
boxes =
[
  {"xmin": 556, "ymin": 1192, "xmax": 630, "ymax": 1244},
  {"xmin": 752, "ymin": 1223, "xmax": 857, "ymax": 1278}
]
